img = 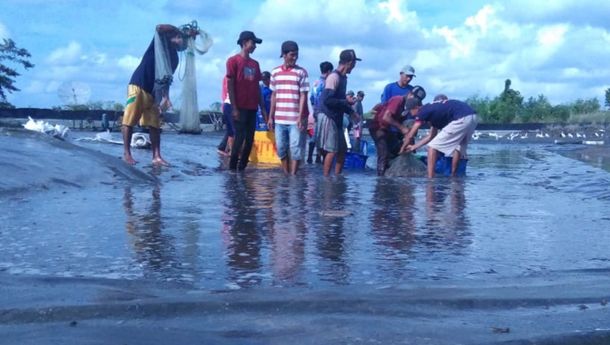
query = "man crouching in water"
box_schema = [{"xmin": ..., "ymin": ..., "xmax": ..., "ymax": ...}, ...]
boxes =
[
  {"xmin": 401, "ymin": 98, "xmax": 478, "ymax": 177},
  {"xmin": 122, "ymin": 24, "xmax": 195, "ymax": 166}
]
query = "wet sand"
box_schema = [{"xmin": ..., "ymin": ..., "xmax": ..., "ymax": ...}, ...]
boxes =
[{"xmin": 1, "ymin": 273, "xmax": 610, "ymax": 345}]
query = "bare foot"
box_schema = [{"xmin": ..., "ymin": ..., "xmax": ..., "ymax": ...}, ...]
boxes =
[
  {"xmin": 123, "ymin": 155, "xmax": 137, "ymax": 165},
  {"xmin": 152, "ymin": 157, "xmax": 170, "ymax": 166}
]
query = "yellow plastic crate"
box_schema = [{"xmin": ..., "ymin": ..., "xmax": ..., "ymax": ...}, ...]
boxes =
[{"xmin": 249, "ymin": 130, "xmax": 281, "ymax": 164}]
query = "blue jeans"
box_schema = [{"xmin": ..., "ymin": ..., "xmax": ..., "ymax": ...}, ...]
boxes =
[{"xmin": 274, "ymin": 123, "xmax": 305, "ymax": 160}]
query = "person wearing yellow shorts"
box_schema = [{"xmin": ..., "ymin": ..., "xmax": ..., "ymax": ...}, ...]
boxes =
[{"xmin": 121, "ymin": 24, "xmax": 194, "ymax": 166}]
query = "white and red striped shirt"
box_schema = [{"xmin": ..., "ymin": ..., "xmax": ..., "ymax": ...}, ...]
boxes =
[{"xmin": 270, "ymin": 65, "xmax": 309, "ymax": 125}]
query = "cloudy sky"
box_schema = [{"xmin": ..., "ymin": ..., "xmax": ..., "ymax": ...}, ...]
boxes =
[{"xmin": 1, "ymin": 0, "xmax": 609, "ymax": 112}]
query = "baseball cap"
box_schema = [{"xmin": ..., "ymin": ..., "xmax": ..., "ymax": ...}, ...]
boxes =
[
  {"xmin": 404, "ymin": 97, "xmax": 422, "ymax": 112},
  {"xmin": 280, "ymin": 40, "xmax": 299, "ymax": 57},
  {"xmin": 346, "ymin": 90, "xmax": 355, "ymax": 96},
  {"xmin": 237, "ymin": 31, "xmax": 262, "ymax": 45},
  {"xmin": 410, "ymin": 85, "xmax": 426, "ymax": 101},
  {"xmin": 339, "ymin": 49, "xmax": 362, "ymax": 63},
  {"xmin": 400, "ymin": 65, "xmax": 416, "ymax": 76}
]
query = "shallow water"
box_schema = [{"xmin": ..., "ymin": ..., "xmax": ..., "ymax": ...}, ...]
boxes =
[{"xmin": 1, "ymin": 128, "xmax": 610, "ymax": 343}]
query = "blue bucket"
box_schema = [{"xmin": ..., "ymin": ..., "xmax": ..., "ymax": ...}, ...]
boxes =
[
  {"xmin": 343, "ymin": 152, "xmax": 368, "ymax": 169},
  {"xmin": 420, "ymin": 155, "xmax": 468, "ymax": 176}
]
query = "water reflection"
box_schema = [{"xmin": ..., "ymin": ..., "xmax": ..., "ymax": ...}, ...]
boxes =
[
  {"xmin": 123, "ymin": 185, "xmax": 179, "ymax": 279},
  {"xmin": 421, "ymin": 179, "xmax": 471, "ymax": 252},
  {"xmin": 370, "ymin": 179, "xmax": 416, "ymax": 258},
  {"xmin": 315, "ymin": 177, "xmax": 350, "ymax": 284},
  {"xmin": 267, "ymin": 178, "xmax": 307, "ymax": 285},
  {"xmin": 221, "ymin": 174, "xmax": 263, "ymax": 288}
]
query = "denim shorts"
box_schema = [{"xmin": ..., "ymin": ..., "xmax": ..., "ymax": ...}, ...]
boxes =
[{"xmin": 274, "ymin": 123, "xmax": 305, "ymax": 160}]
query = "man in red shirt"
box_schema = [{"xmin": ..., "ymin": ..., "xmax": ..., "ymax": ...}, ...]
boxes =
[
  {"xmin": 368, "ymin": 86, "xmax": 426, "ymax": 176},
  {"xmin": 226, "ymin": 31, "xmax": 268, "ymax": 171}
]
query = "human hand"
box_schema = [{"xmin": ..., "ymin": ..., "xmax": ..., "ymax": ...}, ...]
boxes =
[
  {"xmin": 402, "ymin": 144, "xmax": 416, "ymax": 154},
  {"xmin": 159, "ymin": 97, "xmax": 172, "ymax": 112},
  {"xmin": 232, "ymin": 108, "xmax": 240, "ymax": 121},
  {"xmin": 267, "ymin": 117, "xmax": 274, "ymax": 131},
  {"xmin": 298, "ymin": 118, "xmax": 307, "ymax": 131}
]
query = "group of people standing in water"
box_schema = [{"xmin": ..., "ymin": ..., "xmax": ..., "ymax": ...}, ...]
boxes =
[{"xmin": 120, "ymin": 25, "xmax": 478, "ymax": 178}]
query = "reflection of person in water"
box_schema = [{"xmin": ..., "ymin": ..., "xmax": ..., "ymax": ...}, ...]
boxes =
[
  {"xmin": 370, "ymin": 179, "xmax": 416, "ymax": 256},
  {"xmin": 221, "ymin": 174, "xmax": 262, "ymax": 287},
  {"xmin": 123, "ymin": 185, "xmax": 177, "ymax": 278},
  {"xmin": 267, "ymin": 178, "xmax": 307, "ymax": 283},
  {"xmin": 422, "ymin": 180, "xmax": 471, "ymax": 251},
  {"xmin": 315, "ymin": 177, "xmax": 350, "ymax": 283}
]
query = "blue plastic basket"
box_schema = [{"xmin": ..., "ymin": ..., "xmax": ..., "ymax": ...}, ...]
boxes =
[
  {"xmin": 420, "ymin": 155, "xmax": 468, "ymax": 176},
  {"xmin": 343, "ymin": 152, "xmax": 368, "ymax": 170}
]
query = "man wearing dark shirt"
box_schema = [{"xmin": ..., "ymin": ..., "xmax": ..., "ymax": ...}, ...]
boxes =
[
  {"xmin": 122, "ymin": 24, "xmax": 193, "ymax": 166},
  {"xmin": 402, "ymin": 99, "xmax": 478, "ymax": 177},
  {"xmin": 317, "ymin": 49, "xmax": 361, "ymax": 176}
]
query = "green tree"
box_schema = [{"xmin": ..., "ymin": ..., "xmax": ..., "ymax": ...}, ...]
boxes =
[
  {"xmin": 605, "ymin": 88, "xmax": 610, "ymax": 108},
  {"xmin": 521, "ymin": 95, "xmax": 552, "ymax": 122},
  {"xmin": 465, "ymin": 95, "xmax": 491, "ymax": 122},
  {"xmin": 550, "ymin": 105, "xmax": 570, "ymax": 122},
  {"xmin": 0, "ymin": 39, "xmax": 34, "ymax": 108},
  {"xmin": 570, "ymin": 98, "xmax": 600, "ymax": 114},
  {"xmin": 491, "ymin": 79, "xmax": 523, "ymax": 123}
]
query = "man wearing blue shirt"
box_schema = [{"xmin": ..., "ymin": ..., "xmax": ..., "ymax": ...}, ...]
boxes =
[
  {"xmin": 401, "ymin": 99, "xmax": 478, "ymax": 178},
  {"xmin": 380, "ymin": 65, "xmax": 416, "ymax": 104}
]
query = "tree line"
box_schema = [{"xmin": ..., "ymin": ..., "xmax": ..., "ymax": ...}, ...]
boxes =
[{"xmin": 466, "ymin": 79, "xmax": 610, "ymax": 124}]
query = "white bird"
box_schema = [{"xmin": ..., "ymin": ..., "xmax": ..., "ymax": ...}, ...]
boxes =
[
  {"xmin": 567, "ymin": 133, "xmax": 574, "ymax": 138},
  {"xmin": 561, "ymin": 132, "xmax": 566, "ymax": 138},
  {"xmin": 535, "ymin": 132, "xmax": 544, "ymax": 138}
]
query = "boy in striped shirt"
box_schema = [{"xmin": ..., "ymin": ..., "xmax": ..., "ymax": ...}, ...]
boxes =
[{"xmin": 268, "ymin": 40, "xmax": 310, "ymax": 175}]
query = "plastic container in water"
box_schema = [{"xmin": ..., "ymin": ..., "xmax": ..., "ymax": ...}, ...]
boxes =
[
  {"xmin": 436, "ymin": 156, "xmax": 467, "ymax": 176},
  {"xmin": 249, "ymin": 131, "xmax": 280, "ymax": 164},
  {"xmin": 339, "ymin": 139, "xmax": 368, "ymax": 170},
  {"xmin": 420, "ymin": 155, "xmax": 468, "ymax": 176},
  {"xmin": 343, "ymin": 152, "xmax": 368, "ymax": 169}
]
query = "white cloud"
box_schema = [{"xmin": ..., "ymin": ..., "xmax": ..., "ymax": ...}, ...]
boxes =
[
  {"xmin": 5, "ymin": 0, "xmax": 610, "ymax": 109},
  {"xmin": 0, "ymin": 22, "xmax": 9, "ymax": 39},
  {"xmin": 46, "ymin": 41, "xmax": 82, "ymax": 64},
  {"xmin": 465, "ymin": 4, "xmax": 495, "ymax": 34},
  {"xmin": 117, "ymin": 55, "xmax": 140, "ymax": 72},
  {"xmin": 537, "ymin": 25, "xmax": 568, "ymax": 47}
]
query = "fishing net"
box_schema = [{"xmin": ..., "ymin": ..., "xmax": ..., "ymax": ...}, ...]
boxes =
[
  {"xmin": 153, "ymin": 31, "xmax": 173, "ymax": 106},
  {"xmin": 179, "ymin": 38, "xmax": 201, "ymax": 133},
  {"xmin": 384, "ymin": 153, "xmax": 427, "ymax": 177},
  {"xmin": 178, "ymin": 22, "xmax": 213, "ymax": 134}
]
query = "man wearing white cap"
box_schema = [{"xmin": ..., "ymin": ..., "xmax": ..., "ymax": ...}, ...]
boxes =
[{"xmin": 380, "ymin": 65, "xmax": 416, "ymax": 104}]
